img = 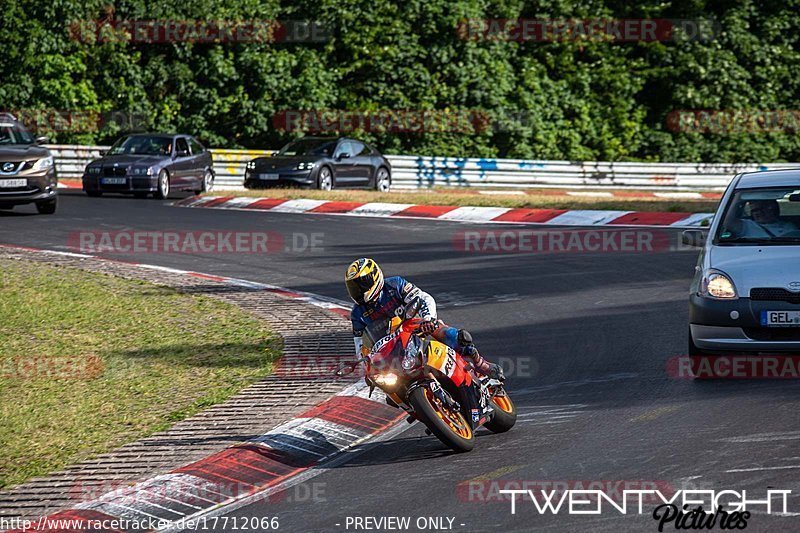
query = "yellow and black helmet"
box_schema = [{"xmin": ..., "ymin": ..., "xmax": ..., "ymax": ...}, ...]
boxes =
[{"xmin": 345, "ymin": 258, "xmax": 384, "ymax": 304}]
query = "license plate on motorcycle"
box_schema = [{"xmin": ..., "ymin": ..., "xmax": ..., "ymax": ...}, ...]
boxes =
[
  {"xmin": 259, "ymin": 173, "xmax": 279, "ymax": 180},
  {"xmin": 0, "ymin": 179, "xmax": 26, "ymax": 188},
  {"xmin": 761, "ymin": 310, "xmax": 800, "ymax": 327},
  {"xmin": 101, "ymin": 177, "xmax": 127, "ymax": 185}
]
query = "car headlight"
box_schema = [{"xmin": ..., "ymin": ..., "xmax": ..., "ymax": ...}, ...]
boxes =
[
  {"xmin": 31, "ymin": 156, "xmax": 54, "ymax": 171},
  {"xmin": 701, "ymin": 270, "xmax": 738, "ymax": 299},
  {"xmin": 373, "ymin": 373, "xmax": 398, "ymax": 387},
  {"xmin": 131, "ymin": 167, "xmax": 153, "ymax": 176},
  {"xmin": 87, "ymin": 166, "xmax": 101, "ymax": 175},
  {"xmin": 295, "ymin": 161, "xmax": 315, "ymax": 170},
  {"xmin": 246, "ymin": 161, "xmax": 256, "ymax": 170}
]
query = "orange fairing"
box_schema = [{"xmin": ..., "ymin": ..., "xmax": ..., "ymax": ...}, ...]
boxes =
[
  {"xmin": 389, "ymin": 316, "xmax": 403, "ymax": 333},
  {"xmin": 425, "ymin": 340, "xmax": 472, "ymax": 387}
]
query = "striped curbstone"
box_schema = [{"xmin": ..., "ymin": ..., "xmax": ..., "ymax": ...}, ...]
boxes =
[
  {"xmin": 175, "ymin": 196, "xmax": 715, "ymax": 228},
  {"xmin": 6, "ymin": 382, "xmax": 401, "ymax": 533},
  {"xmin": 0, "ymin": 246, "xmax": 404, "ymax": 532}
]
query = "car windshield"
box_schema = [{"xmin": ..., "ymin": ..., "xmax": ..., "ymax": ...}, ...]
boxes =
[
  {"xmin": 107, "ymin": 135, "xmax": 173, "ymax": 156},
  {"xmin": 716, "ymin": 187, "xmax": 800, "ymax": 245},
  {"xmin": 278, "ymin": 138, "xmax": 337, "ymax": 157},
  {"xmin": 0, "ymin": 121, "xmax": 35, "ymax": 146}
]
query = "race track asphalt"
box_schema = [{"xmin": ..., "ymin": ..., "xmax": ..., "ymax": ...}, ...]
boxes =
[{"xmin": 2, "ymin": 192, "xmax": 799, "ymax": 532}]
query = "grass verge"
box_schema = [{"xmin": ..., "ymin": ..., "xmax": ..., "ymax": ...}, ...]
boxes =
[
  {"xmin": 215, "ymin": 187, "xmax": 720, "ymax": 214},
  {"xmin": 0, "ymin": 259, "xmax": 280, "ymax": 489}
]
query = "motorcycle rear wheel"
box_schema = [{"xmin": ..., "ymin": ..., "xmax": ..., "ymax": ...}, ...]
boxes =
[
  {"xmin": 484, "ymin": 393, "xmax": 517, "ymax": 433},
  {"xmin": 408, "ymin": 386, "xmax": 474, "ymax": 452}
]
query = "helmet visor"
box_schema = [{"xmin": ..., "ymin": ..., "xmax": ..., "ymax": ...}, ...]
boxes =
[{"xmin": 346, "ymin": 275, "xmax": 376, "ymax": 304}]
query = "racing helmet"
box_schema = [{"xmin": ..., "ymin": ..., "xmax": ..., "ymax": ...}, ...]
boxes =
[{"xmin": 345, "ymin": 258, "xmax": 384, "ymax": 304}]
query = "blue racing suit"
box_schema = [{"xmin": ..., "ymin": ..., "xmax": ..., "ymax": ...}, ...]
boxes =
[{"xmin": 350, "ymin": 276, "xmax": 494, "ymax": 375}]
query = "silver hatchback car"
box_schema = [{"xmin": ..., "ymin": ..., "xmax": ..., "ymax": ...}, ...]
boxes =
[{"xmin": 685, "ymin": 169, "xmax": 800, "ymax": 354}]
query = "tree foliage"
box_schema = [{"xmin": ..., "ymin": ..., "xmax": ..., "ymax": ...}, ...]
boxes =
[{"xmin": 1, "ymin": 0, "xmax": 798, "ymax": 162}]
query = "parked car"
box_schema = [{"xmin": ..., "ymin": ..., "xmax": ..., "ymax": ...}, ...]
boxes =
[
  {"xmin": 685, "ymin": 169, "xmax": 800, "ymax": 355},
  {"xmin": 0, "ymin": 113, "xmax": 57, "ymax": 214},
  {"xmin": 244, "ymin": 136, "xmax": 391, "ymax": 191},
  {"xmin": 82, "ymin": 134, "xmax": 214, "ymax": 199}
]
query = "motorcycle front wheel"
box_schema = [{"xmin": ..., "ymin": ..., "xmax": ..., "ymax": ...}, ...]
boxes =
[{"xmin": 408, "ymin": 386, "xmax": 475, "ymax": 452}]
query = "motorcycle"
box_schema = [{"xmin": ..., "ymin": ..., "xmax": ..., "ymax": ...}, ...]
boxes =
[{"xmin": 336, "ymin": 300, "xmax": 516, "ymax": 452}]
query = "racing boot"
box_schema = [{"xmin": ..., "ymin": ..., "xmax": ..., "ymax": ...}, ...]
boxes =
[{"xmin": 458, "ymin": 329, "xmax": 504, "ymax": 380}]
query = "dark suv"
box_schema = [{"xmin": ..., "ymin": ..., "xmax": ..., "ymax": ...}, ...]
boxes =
[
  {"xmin": 82, "ymin": 134, "xmax": 214, "ymax": 199},
  {"xmin": 0, "ymin": 114, "xmax": 58, "ymax": 214}
]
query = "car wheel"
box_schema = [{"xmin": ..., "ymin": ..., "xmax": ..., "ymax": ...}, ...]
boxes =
[
  {"xmin": 36, "ymin": 197, "xmax": 57, "ymax": 215},
  {"xmin": 86, "ymin": 190, "xmax": 102, "ymax": 197},
  {"xmin": 198, "ymin": 170, "xmax": 214, "ymax": 194},
  {"xmin": 154, "ymin": 170, "xmax": 170, "ymax": 199},
  {"xmin": 317, "ymin": 166, "xmax": 333, "ymax": 191},
  {"xmin": 374, "ymin": 167, "xmax": 390, "ymax": 192}
]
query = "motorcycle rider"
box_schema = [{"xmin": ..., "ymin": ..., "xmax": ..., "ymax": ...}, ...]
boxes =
[{"xmin": 345, "ymin": 258, "xmax": 504, "ymax": 380}]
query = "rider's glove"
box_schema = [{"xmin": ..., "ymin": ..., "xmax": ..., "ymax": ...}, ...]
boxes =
[
  {"xmin": 418, "ymin": 319, "xmax": 438, "ymax": 335},
  {"xmin": 488, "ymin": 363, "xmax": 505, "ymax": 381}
]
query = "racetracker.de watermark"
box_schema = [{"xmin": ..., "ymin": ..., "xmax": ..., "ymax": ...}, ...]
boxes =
[
  {"xmin": 454, "ymin": 229, "xmax": 678, "ymax": 254},
  {"xmin": 1, "ymin": 355, "xmax": 104, "ymax": 380},
  {"xmin": 456, "ymin": 19, "xmax": 719, "ymax": 42},
  {"xmin": 457, "ymin": 480, "xmax": 675, "ymax": 504},
  {"xmin": 279, "ymin": 355, "xmax": 536, "ymax": 379},
  {"xmin": 69, "ymin": 19, "xmax": 330, "ymax": 44},
  {"xmin": 2, "ymin": 109, "xmax": 146, "ymax": 133},
  {"xmin": 667, "ymin": 109, "xmax": 800, "ymax": 134},
  {"xmin": 69, "ymin": 479, "xmax": 326, "ymax": 506},
  {"xmin": 68, "ymin": 231, "xmax": 324, "ymax": 254},
  {"xmin": 668, "ymin": 355, "xmax": 800, "ymax": 379},
  {"xmin": 273, "ymin": 109, "xmax": 493, "ymax": 134}
]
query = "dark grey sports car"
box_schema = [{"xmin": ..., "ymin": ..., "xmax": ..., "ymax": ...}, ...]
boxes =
[
  {"xmin": 82, "ymin": 134, "xmax": 214, "ymax": 199},
  {"xmin": 244, "ymin": 137, "xmax": 391, "ymax": 191}
]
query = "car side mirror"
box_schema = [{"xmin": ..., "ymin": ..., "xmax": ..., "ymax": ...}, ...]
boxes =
[
  {"xmin": 337, "ymin": 152, "xmax": 351, "ymax": 161},
  {"xmin": 176, "ymin": 149, "xmax": 189, "ymax": 157},
  {"xmin": 681, "ymin": 229, "xmax": 707, "ymax": 248},
  {"xmin": 98, "ymin": 150, "xmax": 106, "ymax": 157},
  {"xmin": 35, "ymin": 136, "xmax": 49, "ymax": 144}
]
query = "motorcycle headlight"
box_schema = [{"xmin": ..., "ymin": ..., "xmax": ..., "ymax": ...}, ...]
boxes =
[
  {"xmin": 31, "ymin": 156, "xmax": 54, "ymax": 171},
  {"xmin": 87, "ymin": 166, "xmax": 101, "ymax": 175},
  {"xmin": 374, "ymin": 373, "xmax": 398, "ymax": 387},
  {"xmin": 402, "ymin": 336, "xmax": 422, "ymax": 371},
  {"xmin": 295, "ymin": 161, "xmax": 315, "ymax": 170},
  {"xmin": 701, "ymin": 270, "xmax": 738, "ymax": 299}
]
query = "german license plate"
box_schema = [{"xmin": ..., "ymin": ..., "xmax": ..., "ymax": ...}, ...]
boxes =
[
  {"xmin": 259, "ymin": 173, "xmax": 279, "ymax": 180},
  {"xmin": 101, "ymin": 177, "xmax": 127, "ymax": 185},
  {"xmin": 0, "ymin": 179, "xmax": 26, "ymax": 188},
  {"xmin": 761, "ymin": 310, "xmax": 800, "ymax": 327}
]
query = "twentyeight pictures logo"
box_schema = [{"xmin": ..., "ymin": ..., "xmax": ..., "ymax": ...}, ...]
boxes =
[{"xmin": 497, "ymin": 488, "xmax": 790, "ymax": 530}]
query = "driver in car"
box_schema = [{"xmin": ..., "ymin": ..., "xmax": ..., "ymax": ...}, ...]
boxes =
[
  {"xmin": 345, "ymin": 258, "xmax": 504, "ymax": 380},
  {"xmin": 737, "ymin": 199, "xmax": 798, "ymax": 237}
]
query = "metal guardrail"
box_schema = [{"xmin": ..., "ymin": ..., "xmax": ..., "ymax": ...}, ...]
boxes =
[
  {"xmin": 387, "ymin": 156, "xmax": 800, "ymax": 191},
  {"xmin": 48, "ymin": 145, "xmax": 800, "ymax": 191}
]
